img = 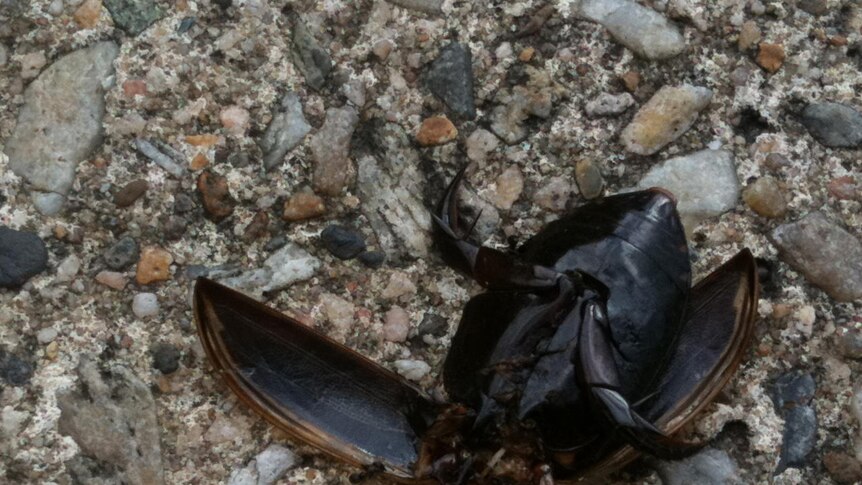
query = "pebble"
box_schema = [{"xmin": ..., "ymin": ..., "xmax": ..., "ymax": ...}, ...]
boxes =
[
  {"xmin": 771, "ymin": 372, "xmax": 817, "ymax": 471},
  {"xmin": 372, "ymin": 39, "xmax": 394, "ymax": 61},
  {"xmin": 255, "ymin": 444, "xmax": 298, "ymax": 485},
  {"xmin": 0, "ymin": 44, "xmax": 7, "ymax": 67},
  {"xmin": 621, "ymin": 84, "xmax": 713, "ymax": 155},
  {"xmin": 620, "ymin": 71, "xmax": 640, "ymax": 92},
  {"xmin": 104, "ymin": 236, "xmax": 139, "ymax": 270},
  {"xmin": 742, "ymin": 176, "xmax": 787, "ymax": 218},
  {"xmin": 189, "ymin": 153, "xmax": 209, "ymax": 171},
  {"xmin": 387, "ymin": 0, "xmax": 442, "ymax": 14},
  {"xmin": 96, "ymin": 270, "xmax": 127, "ymax": 290},
  {"xmin": 134, "ymin": 138, "xmax": 186, "ymax": 177},
  {"xmin": 290, "ymin": 14, "xmax": 332, "ymax": 90},
  {"xmin": 771, "ymin": 212, "xmax": 862, "ymax": 302},
  {"xmin": 73, "ymin": 0, "xmax": 101, "ymax": 28},
  {"xmin": 424, "ymin": 43, "xmax": 476, "ymax": 120},
  {"xmin": 358, "ymin": 251, "xmax": 386, "ymax": 269},
  {"xmin": 0, "ymin": 227, "xmax": 49, "ymax": 288},
  {"xmin": 20, "ymin": 51, "xmax": 47, "ymax": 79},
  {"xmin": 574, "ymin": 0, "xmax": 685, "ymax": 60},
  {"xmin": 756, "ymin": 43, "xmax": 785, "ymax": 73},
  {"xmin": 534, "ymin": 176, "xmax": 575, "ymax": 212},
  {"xmin": 150, "ymin": 342, "xmax": 180, "ymax": 374},
  {"xmin": 37, "ymin": 327, "xmax": 58, "ymax": 345},
  {"xmin": 823, "ymin": 452, "xmax": 862, "ymax": 485},
  {"xmin": 490, "ymin": 86, "xmax": 553, "ymax": 145},
  {"xmin": 320, "ymin": 225, "xmax": 366, "ymax": 260},
  {"xmin": 637, "ymin": 150, "xmax": 740, "ymax": 232},
  {"xmin": 840, "ymin": 328, "xmax": 862, "ymax": 360},
  {"xmin": 103, "ymin": 0, "xmax": 163, "ymax": 35},
  {"xmin": 219, "ymin": 243, "xmax": 320, "ymax": 299},
  {"xmin": 132, "ymin": 292, "xmax": 159, "ymax": 318},
  {"xmin": 319, "ymin": 293, "xmax": 355, "ymax": 331},
  {"xmin": 259, "ymin": 93, "xmax": 311, "ymax": 171},
  {"xmin": 381, "ymin": 271, "xmax": 417, "ymax": 299},
  {"xmin": 383, "ymin": 306, "xmax": 410, "ymax": 343},
  {"xmin": 738, "ymin": 21, "xmax": 762, "ymax": 50},
  {"xmin": 827, "ymin": 176, "xmax": 859, "ymax": 201},
  {"xmin": 575, "ymin": 159, "xmax": 604, "ymax": 200},
  {"xmin": 220, "ymin": 105, "xmax": 250, "ymax": 136},
  {"xmin": 0, "ymin": 351, "xmax": 34, "ymax": 386},
  {"xmin": 800, "ymin": 102, "xmax": 862, "ymax": 148},
  {"xmin": 416, "ymin": 115, "xmax": 458, "ymax": 146},
  {"xmin": 585, "ymin": 92, "xmax": 635, "ymax": 117},
  {"xmin": 57, "ymin": 356, "xmax": 164, "ymax": 484},
  {"xmin": 242, "ymin": 212, "xmax": 269, "ymax": 242},
  {"xmin": 653, "ymin": 448, "xmax": 740, "ymax": 485},
  {"xmin": 135, "ymin": 246, "xmax": 173, "ymax": 285},
  {"xmin": 114, "ymin": 179, "xmax": 149, "ymax": 207},
  {"xmin": 310, "ymin": 106, "xmax": 360, "ymax": 196},
  {"xmin": 5, "ymin": 42, "xmax": 119, "ymax": 214},
  {"xmin": 197, "ymin": 170, "xmax": 236, "ymax": 222},
  {"xmin": 282, "ymin": 191, "xmax": 326, "ymax": 222},
  {"xmin": 491, "ymin": 165, "xmax": 524, "ymax": 210},
  {"xmin": 465, "ymin": 129, "xmax": 499, "ymax": 163},
  {"xmin": 56, "ymin": 255, "xmax": 81, "ymax": 282},
  {"xmin": 394, "ymin": 359, "xmax": 430, "ymax": 381}
]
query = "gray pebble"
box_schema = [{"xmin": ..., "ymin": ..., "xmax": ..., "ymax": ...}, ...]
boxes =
[
  {"xmin": 103, "ymin": 0, "xmax": 164, "ymax": 36},
  {"xmin": 320, "ymin": 225, "xmax": 366, "ymax": 260},
  {"xmin": 653, "ymin": 448, "xmax": 741, "ymax": 485},
  {"xmin": 424, "ymin": 43, "xmax": 476, "ymax": 120},
  {"xmin": 0, "ymin": 350, "xmax": 34, "ymax": 386},
  {"xmin": 0, "ymin": 226, "xmax": 49, "ymax": 288},
  {"xmin": 151, "ymin": 342, "xmax": 180, "ymax": 375},
  {"xmin": 290, "ymin": 14, "xmax": 332, "ymax": 91},
  {"xmin": 104, "ymin": 236, "xmax": 139, "ymax": 271},
  {"xmin": 801, "ymin": 102, "xmax": 862, "ymax": 148},
  {"xmin": 575, "ymin": 0, "xmax": 686, "ymax": 60},
  {"xmin": 259, "ymin": 93, "xmax": 311, "ymax": 171}
]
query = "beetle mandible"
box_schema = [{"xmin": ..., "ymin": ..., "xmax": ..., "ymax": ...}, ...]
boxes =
[{"xmin": 194, "ymin": 167, "xmax": 759, "ymax": 484}]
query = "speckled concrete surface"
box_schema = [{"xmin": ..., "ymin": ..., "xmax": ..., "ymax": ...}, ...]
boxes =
[{"xmin": 1, "ymin": 1, "xmax": 861, "ymax": 484}]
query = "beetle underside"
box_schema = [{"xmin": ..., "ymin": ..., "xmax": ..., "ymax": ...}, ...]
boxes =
[{"xmin": 193, "ymin": 169, "xmax": 759, "ymax": 484}]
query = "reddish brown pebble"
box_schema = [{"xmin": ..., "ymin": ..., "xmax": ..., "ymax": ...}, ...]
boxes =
[
  {"xmin": 190, "ymin": 152, "xmax": 209, "ymax": 171},
  {"xmin": 185, "ymin": 134, "xmax": 221, "ymax": 147},
  {"xmin": 827, "ymin": 176, "xmax": 859, "ymax": 201},
  {"xmin": 416, "ymin": 116, "xmax": 458, "ymax": 146},
  {"xmin": 243, "ymin": 211, "xmax": 269, "ymax": 242},
  {"xmin": 122, "ymin": 79, "xmax": 147, "ymax": 97},
  {"xmin": 372, "ymin": 39, "xmax": 394, "ymax": 61},
  {"xmin": 743, "ymin": 176, "xmax": 787, "ymax": 218},
  {"xmin": 757, "ymin": 43, "xmax": 785, "ymax": 73},
  {"xmin": 114, "ymin": 179, "xmax": 149, "ymax": 207},
  {"xmin": 823, "ymin": 452, "xmax": 862, "ymax": 485},
  {"xmin": 73, "ymin": 0, "xmax": 101, "ymax": 28},
  {"xmin": 95, "ymin": 270, "xmax": 127, "ymax": 290},
  {"xmin": 282, "ymin": 192, "xmax": 326, "ymax": 221},
  {"xmin": 197, "ymin": 170, "xmax": 235, "ymax": 222},
  {"xmin": 518, "ymin": 47, "xmax": 535, "ymax": 62},
  {"xmin": 621, "ymin": 71, "xmax": 641, "ymax": 92},
  {"xmin": 135, "ymin": 247, "xmax": 173, "ymax": 285}
]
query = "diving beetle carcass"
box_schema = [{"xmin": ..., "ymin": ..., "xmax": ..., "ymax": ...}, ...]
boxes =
[{"xmin": 193, "ymin": 168, "xmax": 759, "ymax": 484}]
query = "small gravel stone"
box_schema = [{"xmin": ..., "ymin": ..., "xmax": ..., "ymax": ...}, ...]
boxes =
[
  {"xmin": 255, "ymin": 444, "xmax": 298, "ymax": 485},
  {"xmin": 387, "ymin": 0, "xmax": 442, "ymax": 14},
  {"xmin": 219, "ymin": 243, "xmax": 320, "ymax": 298},
  {"xmin": 197, "ymin": 170, "xmax": 236, "ymax": 222},
  {"xmin": 320, "ymin": 225, "xmax": 366, "ymax": 260},
  {"xmin": 134, "ymin": 138, "xmax": 186, "ymax": 177},
  {"xmin": 491, "ymin": 165, "xmax": 524, "ymax": 210},
  {"xmin": 135, "ymin": 246, "xmax": 173, "ymax": 285},
  {"xmin": 465, "ymin": 128, "xmax": 499, "ymax": 163},
  {"xmin": 575, "ymin": 159, "xmax": 604, "ymax": 200},
  {"xmin": 282, "ymin": 191, "xmax": 326, "ymax": 221},
  {"xmin": 394, "ymin": 359, "xmax": 430, "ymax": 381},
  {"xmin": 738, "ymin": 21, "xmax": 762, "ymax": 50},
  {"xmin": 37, "ymin": 327, "xmax": 59, "ymax": 345},
  {"xmin": 424, "ymin": 43, "xmax": 476, "ymax": 120},
  {"xmin": 103, "ymin": 0, "xmax": 163, "ymax": 35},
  {"xmin": 771, "ymin": 212, "xmax": 862, "ymax": 302},
  {"xmin": 259, "ymin": 93, "xmax": 311, "ymax": 171},
  {"xmin": 173, "ymin": 193, "xmax": 195, "ymax": 213},
  {"xmin": 620, "ymin": 70, "xmax": 640, "ymax": 92},
  {"xmin": 823, "ymin": 452, "xmax": 862, "ymax": 485},
  {"xmin": 358, "ymin": 251, "xmax": 386, "ymax": 269},
  {"xmin": 104, "ymin": 236, "xmax": 139, "ymax": 270},
  {"xmin": 574, "ymin": 0, "xmax": 686, "ymax": 60},
  {"xmin": 743, "ymin": 176, "xmax": 787, "ymax": 218},
  {"xmin": 162, "ymin": 215, "xmax": 187, "ymax": 241},
  {"xmin": 585, "ymin": 92, "xmax": 635, "ymax": 117},
  {"xmin": 0, "ymin": 227, "xmax": 49, "ymax": 287},
  {"xmin": 132, "ymin": 292, "xmax": 159, "ymax": 318},
  {"xmin": 771, "ymin": 372, "xmax": 817, "ymax": 471},
  {"xmin": 114, "ymin": 179, "xmax": 148, "ymax": 207},
  {"xmin": 151, "ymin": 342, "xmax": 180, "ymax": 374},
  {"xmin": 96, "ymin": 270, "xmax": 127, "ymax": 290},
  {"xmin": 756, "ymin": 43, "xmax": 785, "ymax": 73},
  {"xmin": 534, "ymin": 176, "xmax": 575, "ymax": 212},
  {"xmin": 242, "ymin": 212, "xmax": 269, "ymax": 243},
  {"xmin": 381, "ymin": 271, "xmax": 417, "ymax": 299},
  {"xmin": 637, "ymin": 150, "xmax": 740, "ymax": 232},
  {"xmin": 372, "ymin": 39, "xmax": 394, "ymax": 61},
  {"xmin": 310, "ymin": 107, "xmax": 360, "ymax": 196},
  {"xmin": 416, "ymin": 115, "xmax": 458, "ymax": 146},
  {"xmin": 0, "ymin": 45, "xmax": 7, "ymax": 67},
  {"xmin": 220, "ymin": 105, "xmax": 250, "ymax": 136},
  {"xmin": 827, "ymin": 176, "xmax": 859, "ymax": 201},
  {"xmin": 290, "ymin": 14, "xmax": 332, "ymax": 90},
  {"xmin": 653, "ymin": 448, "xmax": 740, "ymax": 485},
  {"xmin": 0, "ymin": 351, "xmax": 34, "ymax": 387},
  {"xmin": 801, "ymin": 102, "xmax": 862, "ymax": 148},
  {"xmin": 839, "ymin": 328, "xmax": 862, "ymax": 360},
  {"xmin": 621, "ymin": 84, "xmax": 713, "ymax": 155},
  {"xmin": 319, "ymin": 293, "xmax": 355, "ymax": 331},
  {"xmin": 74, "ymin": 0, "xmax": 101, "ymax": 28},
  {"xmin": 383, "ymin": 306, "xmax": 410, "ymax": 343},
  {"xmin": 56, "ymin": 255, "xmax": 81, "ymax": 282}
]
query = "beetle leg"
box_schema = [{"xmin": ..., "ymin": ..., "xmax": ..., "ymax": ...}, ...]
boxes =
[{"xmin": 433, "ymin": 167, "xmax": 559, "ymax": 290}]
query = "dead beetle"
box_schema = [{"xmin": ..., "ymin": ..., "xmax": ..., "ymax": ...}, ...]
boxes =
[{"xmin": 194, "ymin": 169, "xmax": 759, "ymax": 484}]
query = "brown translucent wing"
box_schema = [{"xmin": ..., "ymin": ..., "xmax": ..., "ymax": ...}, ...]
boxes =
[
  {"xmin": 566, "ymin": 249, "xmax": 759, "ymax": 481},
  {"xmin": 194, "ymin": 278, "xmax": 437, "ymax": 479}
]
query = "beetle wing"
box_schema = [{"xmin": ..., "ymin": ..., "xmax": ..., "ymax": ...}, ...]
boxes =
[
  {"xmin": 567, "ymin": 249, "xmax": 758, "ymax": 481},
  {"xmin": 194, "ymin": 278, "xmax": 437, "ymax": 479}
]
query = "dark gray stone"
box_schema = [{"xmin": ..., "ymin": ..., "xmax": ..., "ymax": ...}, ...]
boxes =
[
  {"xmin": 358, "ymin": 250, "xmax": 386, "ymax": 268},
  {"xmin": 771, "ymin": 372, "xmax": 816, "ymax": 409},
  {"xmin": 771, "ymin": 372, "xmax": 818, "ymax": 472},
  {"xmin": 320, "ymin": 225, "xmax": 366, "ymax": 260},
  {"xmin": 653, "ymin": 448, "xmax": 741, "ymax": 485},
  {"xmin": 801, "ymin": 102, "xmax": 862, "ymax": 148},
  {"xmin": 150, "ymin": 343, "xmax": 180, "ymax": 375},
  {"xmin": 0, "ymin": 350, "xmax": 34, "ymax": 386},
  {"xmin": 103, "ymin": 0, "xmax": 164, "ymax": 35},
  {"xmin": 103, "ymin": 236, "xmax": 139, "ymax": 271},
  {"xmin": 424, "ymin": 43, "xmax": 476, "ymax": 120},
  {"xmin": 173, "ymin": 193, "xmax": 195, "ymax": 213},
  {"xmin": 291, "ymin": 15, "xmax": 332, "ymax": 91},
  {"xmin": 0, "ymin": 226, "xmax": 48, "ymax": 287}
]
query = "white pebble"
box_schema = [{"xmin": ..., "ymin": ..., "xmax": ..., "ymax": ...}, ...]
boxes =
[
  {"xmin": 37, "ymin": 327, "xmax": 58, "ymax": 344},
  {"xmin": 56, "ymin": 255, "xmax": 81, "ymax": 282},
  {"xmin": 394, "ymin": 359, "xmax": 430, "ymax": 381},
  {"xmin": 47, "ymin": 0, "xmax": 64, "ymax": 16},
  {"xmin": 132, "ymin": 293, "xmax": 159, "ymax": 318},
  {"xmin": 255, "ymin": 444, "xmax": 297, "ymax": 485}
]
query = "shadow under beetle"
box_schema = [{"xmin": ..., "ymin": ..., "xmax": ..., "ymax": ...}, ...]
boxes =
[{"xmin": 194, "ymin": 168, "xmax": 759, "ymax": 484}]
